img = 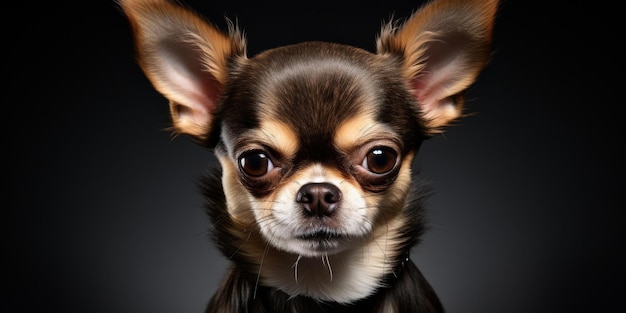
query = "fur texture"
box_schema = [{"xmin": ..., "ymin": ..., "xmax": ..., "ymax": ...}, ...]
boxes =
[{"xmin": 119, "ymin": 0, "xmax": 498, "ymax": 312}]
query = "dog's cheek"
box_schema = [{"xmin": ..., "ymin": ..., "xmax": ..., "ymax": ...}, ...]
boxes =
[
  {"xmin": 217, "ymin": 155, "xmax": 257, "ymax": 226},
  {"xmin": 336, "ymin": 179, "xmax": 374, "ymax": 233},
  {"xmin": 367, "ymin": 153, "xmax": 415, "ymax": 222}
]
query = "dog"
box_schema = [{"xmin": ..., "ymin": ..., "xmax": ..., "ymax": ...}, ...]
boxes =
[{"xmin": 119, "ymin": 0, "xmax": 497, "ymax": 311}]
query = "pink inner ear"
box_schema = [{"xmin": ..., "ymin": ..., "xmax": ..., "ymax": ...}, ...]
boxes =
[
  {"xmin": 159, "ymin": 38, "xmax": 223, "ymax": 110},
  {"xmin": 197, "ymin": 74, "xmax": 222, "ymax": 113},
  {"xmin": 173, "ymin": 74, "xmax": 222, "ymax": 125},
  {"xmin": 411, "ymin": 74, "xmax": 437, "ymax": 114},
  {"xmin": 152, "ymin": 38, "xmax": 226, "ymax": 132},
  {"xmin": 409, "ymin": 51, "xmax": 467, "ymax": 117}
]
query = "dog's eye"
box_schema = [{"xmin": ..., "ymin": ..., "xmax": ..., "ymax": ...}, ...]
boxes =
[
  {"xmin": 362, "ymin": 147, "xmax": 398, "ymax": 174},
  {"xmin": 239, "ymin": 151, "xmax": 274, "ymax": 177}
]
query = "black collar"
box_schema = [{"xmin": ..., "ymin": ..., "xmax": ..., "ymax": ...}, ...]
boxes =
[{"xmin": 388, "ymin": 249, "xmax": 411, "ymax": 281}]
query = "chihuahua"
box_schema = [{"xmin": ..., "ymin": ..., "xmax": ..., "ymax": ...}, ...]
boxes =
[{"xmin": 119, "ymin": 0, "xmax": 497, "ymax": 312}]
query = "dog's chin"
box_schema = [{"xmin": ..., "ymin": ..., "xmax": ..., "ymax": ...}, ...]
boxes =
[{"xmin": 269, "ymin": 228, "xmax": 361, "ymax": 257}]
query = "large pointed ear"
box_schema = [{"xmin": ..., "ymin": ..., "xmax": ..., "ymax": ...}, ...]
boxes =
[
  {"xmin": 377, "ymin": 0, "xmax": 498, "ymax": 133},
  {"xmin": 119, "ymin": 0, "xmax": 247, "ymax": 141}
]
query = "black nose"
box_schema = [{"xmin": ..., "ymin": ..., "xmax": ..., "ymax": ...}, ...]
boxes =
[{"xmin": 296, "ymin": 183, "xmax": 342, "ymax": 217}]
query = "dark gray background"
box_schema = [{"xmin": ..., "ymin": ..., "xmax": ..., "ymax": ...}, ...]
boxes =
[{"xmin": 9, "ymin": 0, "xmax": 623, "ymax": 312}]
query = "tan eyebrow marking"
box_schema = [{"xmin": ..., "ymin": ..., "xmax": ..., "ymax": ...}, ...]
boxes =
[{"xmin": 258, "ymin": 120, "xmax": 299, "ymax": 157}]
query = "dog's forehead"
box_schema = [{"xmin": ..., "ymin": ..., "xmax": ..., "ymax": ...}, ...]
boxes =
[
  {"xmin": 252, "ymin": 43, "xmax": 380, "ymax": 122},
  {"xmin": 221, "ymin": 42, "xmax": 423, "ymax": 157}
]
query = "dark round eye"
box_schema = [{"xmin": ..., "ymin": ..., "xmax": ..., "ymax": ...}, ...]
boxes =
[
  {"xmin": 362, "ymin": 147, "xmax": 397, "ymax": 174},
  {"xmin": 239, "ymin": 151, "xmax": 274, "ymax": 177}
]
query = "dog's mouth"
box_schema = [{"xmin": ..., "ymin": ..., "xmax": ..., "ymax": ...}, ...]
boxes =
[
  {"xmin": 298, "ymin": 229, "xmax": 346, "ymax": 241},
  {"xmin": 294, "ymin": 229, "xmax": 352, "ymax": 254}
]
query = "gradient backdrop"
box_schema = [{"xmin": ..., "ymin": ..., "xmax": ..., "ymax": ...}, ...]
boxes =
[{"xmin": 9, "ymin": 0, "xmax": 623, "ymax": 312}]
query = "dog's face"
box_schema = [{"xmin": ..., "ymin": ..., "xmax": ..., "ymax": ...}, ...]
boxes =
[
  {"xmin": 216, "ymin": 42, "xmax": 425, "ymax": 257},
  {"xmin": 120, "ymin": 0, "xmax": 497, "ymax": 303}
]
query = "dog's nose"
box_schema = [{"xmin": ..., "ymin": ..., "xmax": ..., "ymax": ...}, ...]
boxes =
[{"xmin": 296, "ymin": 183, "xmax": 342, "ymax": 217}]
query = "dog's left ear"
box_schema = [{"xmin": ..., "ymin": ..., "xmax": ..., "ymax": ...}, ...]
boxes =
[{"xmin": 377, "ymin": 0, "xmax": 498, "ymax": 132}]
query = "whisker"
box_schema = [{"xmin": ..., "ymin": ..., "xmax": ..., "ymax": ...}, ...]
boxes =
[
  {"xmin": 383, "ymin": 212, "xmax": 391, "ymax": 276},
  {"xmin": 292, "ymin": 254, "xmax": 302, "ymax": 282},
  {"xmin": 253, "ymin": 240, "xmax": 271, "ymax": 299},
  {"xmin": 322, "ymin": 252, "xmax": 333, "ymax": 281},
  {"xmin": 364, "ymin": 206, "xmax": 395, "ymax": 277},
  {"xmin": 228, "ymin": 229, "xmax": 253, "ymax": 260}
]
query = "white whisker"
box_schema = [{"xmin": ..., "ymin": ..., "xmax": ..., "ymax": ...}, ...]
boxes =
[
  {"xmin": 322, "ymin": 253, "xmax": 333, "ymax": 281},
  {"xmin": 253, "ymin": 241, "xmax": 271, "ymax": 299},
  {"xmin": 292, "ymin": 254, "xmax": 302, "ymax": 282},
  {"xmin": 228, "ymin": 229, "xmax": 253, "ymax": 260}
]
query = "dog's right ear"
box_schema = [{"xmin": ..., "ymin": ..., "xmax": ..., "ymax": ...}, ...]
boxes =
[{"xmin": 119, "ymin": 0, "xmax": 246, "ymax": 141}]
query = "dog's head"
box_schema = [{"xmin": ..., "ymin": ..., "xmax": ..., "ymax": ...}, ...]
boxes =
[{"xmin": 121, "ymin": 0, "xmax": 497, "ymax": 303}]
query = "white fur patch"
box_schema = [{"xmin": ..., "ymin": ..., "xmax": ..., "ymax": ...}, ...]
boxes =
[
  {"xmin": 253, "ymin": 164, "xmax": 372, "ymax": 257},
  {"xmin": 258, "ymin": 215, "xmax": 407, "ymax": 304}
]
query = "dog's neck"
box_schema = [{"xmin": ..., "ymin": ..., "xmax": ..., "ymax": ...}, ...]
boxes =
[{"xmin": 256, "ymin": 225, "xmax": 412, "ymax": 304}]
